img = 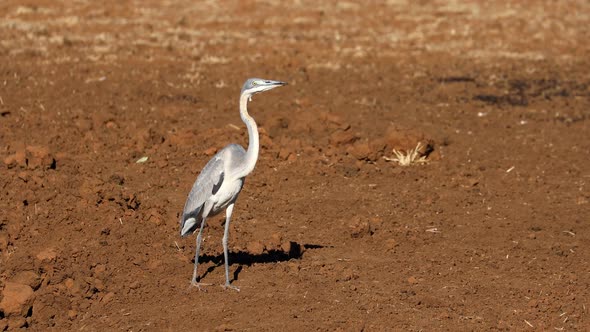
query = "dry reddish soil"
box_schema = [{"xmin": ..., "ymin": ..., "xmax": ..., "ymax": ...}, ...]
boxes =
[{"xmin": 1, "ymin": 0, "xmax": 590, "ymax": 331}]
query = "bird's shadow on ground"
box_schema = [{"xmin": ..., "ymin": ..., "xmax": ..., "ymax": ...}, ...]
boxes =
[{"xmin": 196, "ymin": 242, "xmax": 326, "ymax": 283}]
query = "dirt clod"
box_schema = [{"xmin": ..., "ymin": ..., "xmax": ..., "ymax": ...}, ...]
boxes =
[
  {"xmin": 101, "ymin": 292, "xmax": 115, "ymax": 304},
  {"xmin": 384, "ymin": 239, "xmax": 398, "ymax": 251},
  {"xmin": 347, "ymin": 140, "xmax": 372, "ymax": 161},
  {"xmin": 330, "ymin": 130, "xmax": 359, "ymax": 146},
  {"xmin": 349, "ymin": 217, "xmax": 371, "ymax": 238},
  {"xmin": 11, "ymin": 271, "xmax": 41, "ymax": 290},
  {"xmin": 7, "ymin": 317, "xmax": 27, "ymax": 330},
  {"xmin": 0, "ymin": 282, "xmax": 35, "ymax": 317},
  {"xmin": 35, "ymin": 248, "xmax": 57, "ymax": 262},
  {"xmin": 25, "ymin": 146, "xmax": 54, "ymax": 169},
  {"xmin": 246, "ymin": 241, "xmax": 265, "ymax": 255},
  {"xmin": 0, "ymin": 235, "xmax": 8, "ymax": 252},
  {"xmin": 3, "ymin": 152, "xmax": 26, "ymax": 169},
  {"xmin": 204, "ymin": 147, "xmax": 217, "ymax": 156}
]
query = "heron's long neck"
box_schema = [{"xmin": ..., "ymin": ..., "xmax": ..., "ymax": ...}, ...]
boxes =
[{"xmin": 234, "ymin": 93, "xmax": 259, "ymax": 179}]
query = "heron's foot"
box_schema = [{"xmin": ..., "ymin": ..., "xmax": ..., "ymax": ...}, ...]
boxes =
[
  {"xmin": 222, "ymin": 283, "xmax": 240, "ymax": 292},
  {"xmin": 188, "ymin": 280, "xmax": 212, "ymax": 292}
]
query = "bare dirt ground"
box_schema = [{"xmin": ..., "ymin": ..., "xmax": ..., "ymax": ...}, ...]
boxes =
[{"xmin": 1, "ymin": 0, "xmax": 589, "ymax": 330}]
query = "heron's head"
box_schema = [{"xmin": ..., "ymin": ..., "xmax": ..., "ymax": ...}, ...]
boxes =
[{"xmin": 241, "ymin": 78, "xmax": 287, "ymax": 98}]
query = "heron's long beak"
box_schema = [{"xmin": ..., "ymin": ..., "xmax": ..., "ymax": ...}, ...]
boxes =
[
  {"xmin": 267, "ymin": 80, "xmax": 287, "ymax": 87},
  {"xmin": 260, "ymin": 80, "xmax": 287, "ymax": 92}
]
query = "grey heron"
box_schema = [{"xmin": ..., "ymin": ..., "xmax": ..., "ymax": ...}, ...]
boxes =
[{"xmin": 179, "ymin": 78, "xmax": 287, "ymax": 291}]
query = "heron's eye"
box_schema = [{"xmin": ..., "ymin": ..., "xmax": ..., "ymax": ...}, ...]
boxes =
[{"xmin": 252, "ymin": 81, "xmax": 258, "ymax": 86}]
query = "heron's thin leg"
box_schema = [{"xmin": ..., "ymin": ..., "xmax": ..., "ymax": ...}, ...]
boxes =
[
  {"xmin": 222, "ymin": 203, "xmax": 239, "ymax": 291},
  {"xmin": 190, "ymin": 219, "xmax": 210, "ymax": 290}
]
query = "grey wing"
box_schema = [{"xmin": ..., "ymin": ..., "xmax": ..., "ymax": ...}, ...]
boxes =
[
  {"xmin": 179, "ymin": 153, "xmax": 225, "ymax": 236},
  {"xmin": 179, "ymin": 144, "xmax": 246, "ymax": 236},
  {"xmin": 224, "ymin": 143, "xmax": 247, "ymax": 171}
]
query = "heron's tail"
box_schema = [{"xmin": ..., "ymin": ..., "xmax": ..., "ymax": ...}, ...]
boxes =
[{"xmin": 179, "ymin": 207, "xmax": 202, "ymax": 237}]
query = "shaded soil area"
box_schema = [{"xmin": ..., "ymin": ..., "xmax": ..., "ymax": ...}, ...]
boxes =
[{"xmin": 1, "ymin": 1, "xmax": 589, "ymax": 331}]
